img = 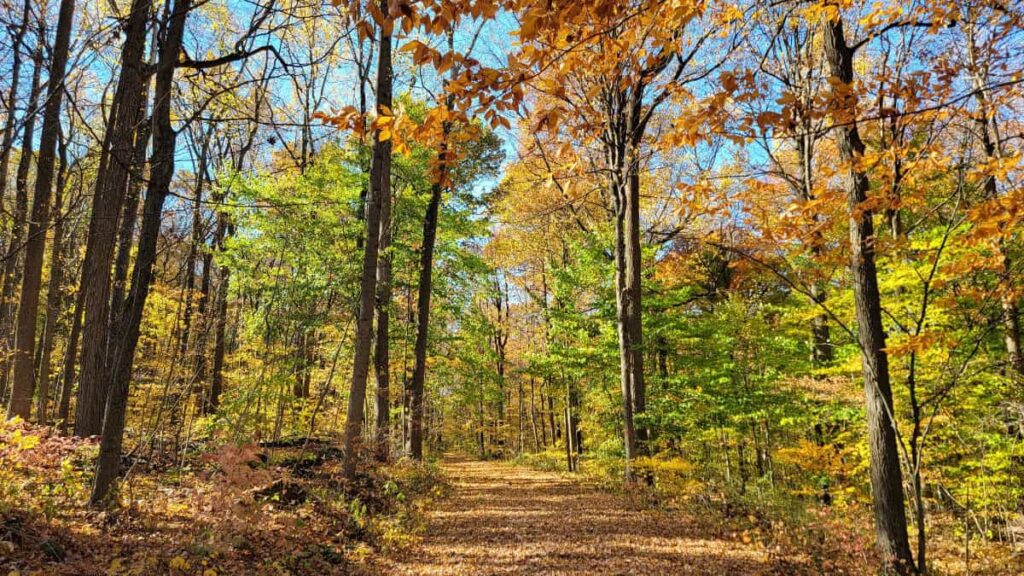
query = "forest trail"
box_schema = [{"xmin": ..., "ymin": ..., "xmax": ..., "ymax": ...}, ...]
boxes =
[{"xmin": 372, "ymin": 457, "xmax": 775, "ymax": 575}]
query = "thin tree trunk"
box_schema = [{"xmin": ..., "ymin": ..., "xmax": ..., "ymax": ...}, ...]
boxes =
[
  {"xmin": 797, "ymin": 130, "xmax": 832, "ymax": 365},
  {"xmin": 0, "ymin": 33, "xmax": 42, "ymax": 401},
  {"xmin": 9, "ymin": 3, "xmax": 71, "ymax": 420},
  {"xmin": 57, "ymin": 282, "xmax": 84, "ymax": 432},
  {"xmin": 205, "ymin": 212, "xmax": 230, "ymax": 413},
  {"xmin": 612, "ymin": 178, "xmax": 637, "ymax": 474},
  {"xmin": 0, "ymin": 0, "xmax": 33, "ymax": 235},
  {"xmin": 4, "ymin": 21, "xmax": 48, "ymax": 416},
  {"xmin": 371, "ymin": 15, "xmax": 394, "ymax": 462},
  {"xmin": 529, "ymin": 376, "xmax": 539, "ymax": 451},
  {"xmin": 179, "ymin": 137, "xmax": 210, "ymax": 359},
  {"xmin": 822, "ymin": 15, "xmax": 915, "ymax": 574},
  {"xmin": 342, "ymin": 0, "xmax": 389, "ymax": 479},
  {"xmin": 407, "ymin": 178, "xmax": 444, "ymax": 460},
  {"xmin": 36, "ymin": 146, "xmax": 69, "ymax": 423}
]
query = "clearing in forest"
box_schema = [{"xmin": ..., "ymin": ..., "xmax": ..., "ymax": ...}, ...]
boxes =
[{"xmin": 372, "ymin": 457, "xmax": 774, "ymax": 575}]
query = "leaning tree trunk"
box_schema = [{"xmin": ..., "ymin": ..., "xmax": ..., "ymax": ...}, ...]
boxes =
[
  {"xmin": 8, "ymin": 0, "xmax": 75, "ymax": 421},
  {"xmin": 75, "ymin": 0, "xmax": 152, "ymax": 437},
  {"xmin": 90, "ymin": 0, "xmax": 190, "ymax": 505},
  {"xmin": 822, "ymin": 15, "xmax": 915, "ymax": 574},
  {"xmin": 372, "ymin": 14, "xmax": 394, "ymax": 462}
]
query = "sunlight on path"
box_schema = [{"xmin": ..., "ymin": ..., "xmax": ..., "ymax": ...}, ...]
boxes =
[{"xmin": 372, "ymin": 457, "xmax": 774, "ymax": 575}]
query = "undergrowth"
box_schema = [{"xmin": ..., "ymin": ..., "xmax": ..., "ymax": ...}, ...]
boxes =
[{"xmin": 0, "ymin": 419, "xmax": 448, "ymax": 575}]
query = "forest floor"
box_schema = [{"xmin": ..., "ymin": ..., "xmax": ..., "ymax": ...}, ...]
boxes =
[{"xmin": 369, "ymin": 456, "xmax": 781, "ymax": 575}]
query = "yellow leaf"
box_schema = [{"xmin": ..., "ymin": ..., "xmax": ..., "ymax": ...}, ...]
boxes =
[{"xmin": 169, "ymin": 556, "xmax": 189, "ymax": 571}]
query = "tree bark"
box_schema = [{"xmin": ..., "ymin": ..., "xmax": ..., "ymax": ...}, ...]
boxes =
[
  {"xmin": 36, "ymin": 143, "xmax": 70, "ymax": 423},
  {"xmin": 4, "ymin": 22, "xmax": 45, "ymax": 416},
  {"xmin": 0, "ymin": 32, "xmax": 42, "ymax": 403},
  {"xmin": 91, "ymin": 0, "xmax": 190, "ymax": 505},
  {"xmin": 0, "ymin": 0, "xmax": 33, "ymax": 238},
  {"xmin": 57, "ymin": 283, "xmax": 84, "ymax": 432},
  {"xmin": 8, "ymin": 0, "xmax": 73, "ymax": 421},
  {"xmin": 205, "ymin": 212, "xmax": 230, "ymax": 413},
  {"xmin": 110, "ymin": 104, "xmax": 151, "ymax": 318},
  {"xmin": 75, "ymin": 0, "xmax": 152, "ymax": 437},
  {"xmin": 372, "ymin": 13, "xmax": 394, "ymax": 462},
  {"xmin": 822, "ymin": 15, "xmax": 915, "ymax": 574},
  {"xmin": 341, "ymin": 0, "xmax": 389, "ymax": 479}
]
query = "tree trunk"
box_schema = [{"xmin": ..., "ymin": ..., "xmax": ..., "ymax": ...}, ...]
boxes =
[
  {"xmin": 0, "ymin": 28, "xmax": 43, "ymax": 400},
  {"xmin": 57, "ymin": 284, "xmax": 84, "ymax": 432},
  {"xmin": 612, "ymin": 177, "xmax": 637, "ymax": 474},
  {"xmin": 179, "ymin": 136, "xmax": 210, "ymax": 360},
  {"xmin": 9, "ymin": 0, "xmax": 73, "ymax": 421},
  {"xmin": 2, "ymin": 28, "xmax": 43, "ymax": 417},
  {"xmin": 624, "ymin": 155, "xmax": 647, "ymax": 451},
  {"xmin": 797, "ymin": 130, "xmax": 833, "ymax": 365},
  {"xmin": 205, "ymin": 211, "xmax": 230, "ymax": 413},
  {"xmin": 36, "ymin": 145, "xmax": 69, "ymax": 423},
  {"xmin": 341, "ymin": 0, "xmax": 390, "ymax": 479},
  {"xmin": 372, "ymin": 13, "xmax": 393, "ymax": 462},
  {"xmin": 75, "ymin": 0, "xmax": 151, "ymax": 437},
  {"xmin": 529, "ymin": 376, "xmax": 539, "ymax": 451},
  {"xmin": 0, "ymin": 0, "xmax": 33, "ymax": 239},
  {"xmin": 822, "ymin": 15, "xmax": 915, "ymax": 574},
  {"xmin": 90, "ymin": 0, "xmax": 189, "ymax": 505},
  {"xmin": 407, "ymin": 178, "xmax": 443, "ymax": 460}
]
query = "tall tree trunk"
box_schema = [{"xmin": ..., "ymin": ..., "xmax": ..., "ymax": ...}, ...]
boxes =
[
  {"xmin": 35, "ymin": 144, "xmax": 69, "ymax": 423},
  {"xmin": 91, "ymin": 0, "xmax": 190, "ymax": 505},
  {"xmin": 624, "ymin": 153, "xmax": 647, "ymax": 451},
  {"xmin": 822, "ymin": 15, "xmax": 915, "ymax": 574},
  {"xmin": 612, "ymin": 176, "xmax": 637, "ymax": 474},
  {"xmin": 110, "ymin": 105, "xmax": 151, "ymax": 318},
  {"xmin": 341, "ymin": 0, "xmax": 390, "ymax": 480},
  {"xmin": 407, "ymin": 177, "xmax": 444, "ymax": 460},
  {"xmin": 4, "ymin": 23, "xmax": 47, "ymax": 416},
  {"xmin": 8, "ymin": 0, "xmax": 73, "ymax": 421},
  {"xmin": 179, "ymin": 136, "xmax": 210, "ymax": 360},
  {"xmin": 0, "ymin": 34, "xmax": 42, "ymax": 402},
  {"xmin": 529, "ymin": 376, "xmax": 539, "ymax": 451},
  {"xmin": 75, "ymin": 0, "xmax": 151, "ymax": 437},
  {"xmin": 797, "ymin": 130, "xmax": 833, "ymax": 365},
  {"xmin": 372, "ymin": 12, "xmax": 394, "ymax": 462}
]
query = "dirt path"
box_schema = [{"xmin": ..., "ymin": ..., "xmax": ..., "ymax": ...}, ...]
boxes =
[{"xmin": 373, "ymin": 457, "xmax": 775, "ymax": 575}]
